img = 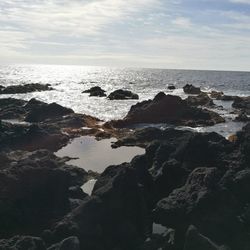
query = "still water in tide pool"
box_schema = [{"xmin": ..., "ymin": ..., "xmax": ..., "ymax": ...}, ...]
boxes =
[{"xmin": 56, "ymin": 136, "xmax": 145, "ymax": 173}]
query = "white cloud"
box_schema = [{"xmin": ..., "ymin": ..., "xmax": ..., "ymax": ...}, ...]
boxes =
[{"xmin": 172, "ymin": 17, "xmax": 192, "ymax": 28}]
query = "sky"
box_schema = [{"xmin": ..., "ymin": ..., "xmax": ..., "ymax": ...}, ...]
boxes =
[{"xmin": 0, "ymin": 0, "xmax": 250, "ymax": 71}]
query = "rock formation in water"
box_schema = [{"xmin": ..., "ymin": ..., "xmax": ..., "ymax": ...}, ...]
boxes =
[
  {"xmin": 0, "ymin": 83, "xmax": 53, "ymax": 94},
  {"xmin": 109, "ymin": 92, "xmax": 224, "ymax": 128}
]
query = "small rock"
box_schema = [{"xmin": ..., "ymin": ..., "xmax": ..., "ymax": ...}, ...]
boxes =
[
  {"xmin": 183, "ymin": 84, "xmax": 201, "ymax": 95},
  {"xmin": 108, "ymin": 89, "xmax": 139, "ymax": 100},
  {"xmin": 82, "ymin": 86, "xmax": 106, "ymax": 97}
]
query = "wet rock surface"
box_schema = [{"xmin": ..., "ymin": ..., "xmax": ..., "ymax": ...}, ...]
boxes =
[
  {"xmin": 0, "ymin": 83, "xmax": 53, "ymax": 94},
  {"xmin": 108, "ymin": 89, "xmax": 139, "ymax": 100},
  {"xmin": 109, "ymin": 92, "xmax": 224, "ymax": 128}
]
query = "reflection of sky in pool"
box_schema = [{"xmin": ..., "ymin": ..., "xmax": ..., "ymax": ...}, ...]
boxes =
[{"xmin": 56, "ymin": 136, "xmax": 145, "ymax": 173}]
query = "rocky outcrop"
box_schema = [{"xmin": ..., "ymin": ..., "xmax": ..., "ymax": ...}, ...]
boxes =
[
  {"xmin": 0, "ymin": 149, "xmax": 89, "ymax": 239},
  {"xmin": 0, "ymin": 98, "xmax": 100, "ymax": 151},
  {"xmin": 82, "ymin": 86, "xmax": 106, "ymax": 97},
  {"xmin": 232, "ymin": 96, "xmax": 250, "ymax": 114},
  {"xmin": 183, "ymin": 84, "xmax": 201, "ymax": 95},
  {"xmin": 108, "ymin": 89, "xmax": 139, "ymax": 100},
  {"xmin": 109, "ymin": 93, "xmax": 224, "ymax": 128},
  {"xmin": 48, "ymin": 164, "xmax": 148, "ymax": 250},
  {"xmin": 0, "ymin": 83, "xmax": 53, "ymax": 94},
  {"xmin": 210, "ymin": 91, "xmax": 224, "ymax": 99},
  {"xmin": 0, "ymin": 122, "xmax": 69, "ymax": 151},
  {"xmin": 25, "ymin": 101, "xmax": 74, "ymax": 122},
  {"xmin": 186, "ymin": 92, "xmax": 215, "ymax": 107}
]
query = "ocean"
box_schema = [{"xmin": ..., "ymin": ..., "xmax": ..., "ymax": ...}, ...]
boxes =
[{"xmin": 0, "ymin": 64, "xmax": 250, "ymax": 137}]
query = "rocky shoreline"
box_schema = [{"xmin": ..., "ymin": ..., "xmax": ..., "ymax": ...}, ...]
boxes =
[{"xmin": 0, "ymin": 84, "xmax": 250, "ymax": 250}]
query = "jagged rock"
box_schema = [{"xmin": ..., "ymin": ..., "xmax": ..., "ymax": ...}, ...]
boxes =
[
  {"xmin": 0, "ymin": 83, "xmax": 53, "ymax": 94},
  {"xmin": 108, "ymin": 89, "xmax": 139, "ymax": 100},
  {"xmin": 82, "ymin": 86, "xmax": 106, "ymax": 97},
  {"xmin": 0, "ymin": 150, "xmax": 89, "ymax": 238},
  {"xmin": 0, "ymin": 236, "xmax": 46, "ymax": 250},
  {"xmin": 109, "ymin": 93, "xmax": 224, "ymax": 128},
  {"xmin": 49, "ymin": 164, "xmax": 148, "ymax": 250},
  {"xmin": 183, "ymin": 84, "xmax": 201, "ymax": 95}
]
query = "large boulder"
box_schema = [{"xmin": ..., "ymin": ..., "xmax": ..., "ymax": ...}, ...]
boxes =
[
  {"xmin": 109, "ymin": 93, "xmax": 224, "ymax": 128},
  {"xmin": 108, "ymin": 89, "xmax": 139, "ymax": 100},
  {"xmin": 0, "ymin": 83, "xmax": 53, "ymax": 94},
  {"xmin": 183, "ymin": 84, "xmax": 201, "ymax": 95},
  {"xmin": 0, "ymin": 98, "xmax": 27, "ymax": 120},
  {"xmin": 25, "ymin": 102, "xmax": 74, "ymax": 122},
  {"xmin": 0, "ymin": 123, "xmax": 69, "ymax": 151},
  {"xmin": 232, "ymin": 96, "xmax": 250, "ymax": 114},
  {"xmin": 49, "ymin": 164, "xmax": 149, "ymax": 250},
  {"xmin": 0, "ymin": 150, "xmax": 88, "ymax": 238},
  {"xmin": 186, "ymin": 92, "xmax": 215, "ymax": 107}
]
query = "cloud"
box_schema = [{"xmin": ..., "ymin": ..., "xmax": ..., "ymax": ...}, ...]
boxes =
[
  {"xmin": 230, "ymin": 0, "xmax": 250, "ymax": 4},
  {"xmin": 1, "ymin": 0, "xmax": 250, "ymax": 71},
  {"xmin": 0, "ymin": 0, "xmax": 160, "ymax": 37}
]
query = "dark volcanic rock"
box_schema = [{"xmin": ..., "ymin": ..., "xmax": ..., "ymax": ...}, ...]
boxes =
[
  {"xmin": 0, "ymin": 83, "xmax": 53, "ymax": 94},
  {"xmin": 232, "ymin": 96, "xmax": 250, "ymax": 114},
  {"xmin": 0, "ymin": 98, "xmax": 27, "ymax": 120},
  {"xmin": 108, "ymin": 89, "xmax": 139, "ymax": 100},
  {"xmin": 0, "ymin": 235, "xmax": 46, "ymax": 250},
  {"xmin": 49, "ymin": 164, "xmax": 148, "ymax": 250},
  {"xmin": 210, "ymin": 91, "xmax": 224, "ymax": 99},
  {"xmin": 25, "ymin": 102, "xmax": 74, "ymax": 122},
  {"xmin": 235, "ymin": 112, "xmax": 250, "ymax": 122},
  {"xmin": 0, "ymin": 150, "xmax": 88, "ymax": 238},
  {"xmin": 167, "ymin": 85, "xmax": 176, "ymax": 90},
  {"xmin": 183, "ymin": 84, "xmax": 201, "ymax": 95},
  {"xmin": 186, "ymin": 92, "xmax": 215, "ymax": 107},
  {"xmin": 47, "ymin": 236, "xmax": 80, "ymax": 250},
  {"xmin": 217, "ymin": 95, "xmax": 238, "ymax": 101},
  {"xmin": 109, "ymin": 93, "xmax": 224, "ymax": 128},
  {"xmin": 184, "ymin": 225, "xmax": 227, "ymax": 250},
  {"xmin": 82, "ymin": 86, "xmax": 106, "ymax": 97},
  {"xmin": 0, "ymin": 122, "xmax": 69, "ymax": 151}
]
